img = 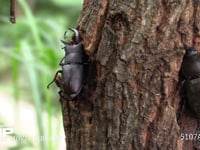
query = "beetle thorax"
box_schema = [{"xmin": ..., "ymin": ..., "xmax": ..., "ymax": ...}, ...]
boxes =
[{"xmin": 64, "ymin": 43, "xmax": 83, "ymax": 64}]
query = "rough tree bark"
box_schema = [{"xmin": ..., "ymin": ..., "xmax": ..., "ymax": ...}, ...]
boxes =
[{"xmin": 59, "ymin": 0, "xmax": 200, "ymax": 150}]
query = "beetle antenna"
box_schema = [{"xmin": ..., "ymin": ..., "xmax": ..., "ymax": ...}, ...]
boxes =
[
  {"xmin": 61, "ymin": 31, "xmax": 70, "ymax": 45},
  {"xmin": 69, "ymin": 28, "xmax": 80, "ymax": 43}
]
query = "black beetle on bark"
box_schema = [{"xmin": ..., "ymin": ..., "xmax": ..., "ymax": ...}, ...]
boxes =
[
  {"xmin": 48, "ymin": 28, "xmax": 88, "ymax": 100},
  {"xmin": 178, "ymin": 47, "xmax": 200, "ymax": 116},
  {"xmin": 177, "ymin": 45, "xmax": 200, "ymax": 147}
]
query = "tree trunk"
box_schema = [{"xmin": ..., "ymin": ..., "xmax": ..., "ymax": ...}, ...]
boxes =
[{"xmin": 60, "ymin": 0, "xmax": 200, "ymax": 149}]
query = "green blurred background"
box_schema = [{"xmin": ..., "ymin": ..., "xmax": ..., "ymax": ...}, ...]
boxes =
[{"xmin": 0, "ymin": 0, "xmax": 82, "ymax": 149}]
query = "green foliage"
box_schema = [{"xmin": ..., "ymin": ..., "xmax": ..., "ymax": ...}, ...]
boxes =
[{"xmin": 0, "ymin": 0, "xmax": 82, "ymax": 149}]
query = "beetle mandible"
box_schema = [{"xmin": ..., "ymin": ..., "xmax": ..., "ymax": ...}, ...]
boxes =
[{"xmin": 47, "ymin": 28, "xmax": 88, "ymax": 100}]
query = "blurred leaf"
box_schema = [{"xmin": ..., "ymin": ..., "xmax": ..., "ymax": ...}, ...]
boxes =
[
  {"xmin": 11, "ymin": 48, "xmax": 20, "ymax": 101},
  {"xmin": 51, "ymin": 0, "xmax": 83, "ymax": 6}
]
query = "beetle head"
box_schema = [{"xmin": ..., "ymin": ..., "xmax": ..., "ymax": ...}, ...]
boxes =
[
  {"xmin": 69, "ymin": 28, "xmax": 80, "ymax": 43},
  {"xmin": 185, "ymin": 48, "xmax": 198, "ymax": 56}
]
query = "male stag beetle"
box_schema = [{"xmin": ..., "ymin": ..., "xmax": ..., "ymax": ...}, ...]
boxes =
[
  {"xmin": 178, "ymin": 45, "xmax": 200, "ymax": 125},
  {"xmin": 47, "ymin": 28, "xmax": 88, "ymax": 100}
]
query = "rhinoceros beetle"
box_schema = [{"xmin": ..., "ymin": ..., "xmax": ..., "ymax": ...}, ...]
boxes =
[
  {"xmin": 177, "ymin": 47, "xmax": 200, "ymax": 125},
  {"xmin": 47, "ymin": 28, "xmax": 88, "ymax": 100}
]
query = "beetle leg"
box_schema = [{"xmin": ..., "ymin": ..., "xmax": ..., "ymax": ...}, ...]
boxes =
[
  {"xmin": 69, "ymin": 28, "xmax": 80, "ymax": 43},
  {"xmin": 47, "ymin": 70, "xmax": 62, "ymax": 88},
  {"xmin": 59, "ymin": 57, "xmax": 65, "ymax": 66},
  {"xmin": 59, "ymin": 91, "xmax": 76, "ymax": 101},
  {"xmin": 55, "ymin": 73, "xmax": 62, "ymax": 88}
]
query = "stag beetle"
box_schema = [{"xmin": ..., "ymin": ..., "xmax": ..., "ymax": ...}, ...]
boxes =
[
  {"xmin": 177, "ymin": 47, "xmax": 200, "ymax": 124},
  {"xmin": 47, "ymin": 28, "xmax": 88, "ymax": 100}
]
